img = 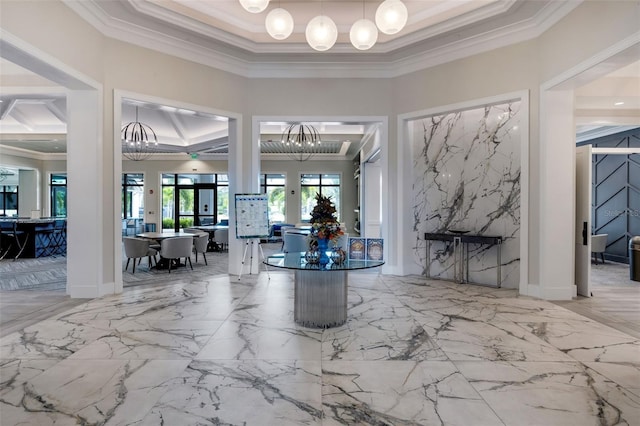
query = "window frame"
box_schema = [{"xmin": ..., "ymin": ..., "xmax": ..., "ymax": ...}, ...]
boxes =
[{"xmin": 299, "ymin": 173, "xmax": 342, "ymax": 223}]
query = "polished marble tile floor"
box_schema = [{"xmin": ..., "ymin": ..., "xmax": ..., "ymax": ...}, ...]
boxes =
[{"xmin": 1, "ymin": 272, "xmax": 639, "ymax": 425}]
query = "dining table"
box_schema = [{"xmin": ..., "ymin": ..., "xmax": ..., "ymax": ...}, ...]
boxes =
[
  {"xmin": 135, "ymin": 231, "xmax": 205, "ymax": 269},
  {"xmin": 192, "ymin": 225, "xmax": 229, "ymax": 251}
]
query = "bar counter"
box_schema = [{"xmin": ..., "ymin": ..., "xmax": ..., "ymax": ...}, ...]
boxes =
[{"xmin": 0, "ymin": 218, "xmax": 66, "ymax": 258}]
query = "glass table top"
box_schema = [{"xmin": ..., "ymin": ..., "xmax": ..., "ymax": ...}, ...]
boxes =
[{"xmin": 264, "ymin": 252, "xmax": 384, "ymax": 271}]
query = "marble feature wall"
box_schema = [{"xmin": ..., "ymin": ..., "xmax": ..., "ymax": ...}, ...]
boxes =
[{"xmin": 411, "ymin": 101, "xmax": 521, "ymax": 287}]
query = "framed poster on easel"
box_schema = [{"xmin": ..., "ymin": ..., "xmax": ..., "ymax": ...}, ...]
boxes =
[{"xmin": 234, "ymin": 193, "xmax": 269, "ymax": 239}]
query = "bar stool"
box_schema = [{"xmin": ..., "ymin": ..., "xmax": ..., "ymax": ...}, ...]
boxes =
[{"xmin": 0, "ymin": 221, "xmax": 28, "ymax": 261}]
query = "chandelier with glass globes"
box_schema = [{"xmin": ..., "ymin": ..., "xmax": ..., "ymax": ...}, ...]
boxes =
[{"xmin": 238, "ymin": 0, "xmax": 408, "ymax": 51}]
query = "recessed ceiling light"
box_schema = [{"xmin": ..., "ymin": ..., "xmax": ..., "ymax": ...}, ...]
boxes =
[{"xmin": 614, "ymin": 101, "xmax": 625, "ymax": 106}]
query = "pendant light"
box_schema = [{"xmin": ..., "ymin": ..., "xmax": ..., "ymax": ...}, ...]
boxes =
[
  {"xmin": 306, "ymin": 16, "xmax": 338, "ymax": 51},
  {"xmin": 306, "ymin": 0, "xmax": 338, "ymax": 52},
  {"xmin": 265, "ymin": 3, "xmax": 294, "ymax": 40},
  {"xmin": 239, "ymin": 0, "xmax": 270, "ymax": 14},
  {"xmin": 375, "ymin": 0, "xmax": 408, "ymax": 35},
  {"xmin": 350, "ymin": 0, "xmax": 378, "ymax": 50}
]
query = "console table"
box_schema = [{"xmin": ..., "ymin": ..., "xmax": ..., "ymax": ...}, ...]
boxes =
[
  {"xmin": 264, "ymin": 252, "xmax": 384, "ymax": 328},
  {"xmin": 424, "ymin": 232, "xmax": 503, "ymax": 287}
]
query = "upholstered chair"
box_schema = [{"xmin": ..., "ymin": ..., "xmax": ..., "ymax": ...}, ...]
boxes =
[
  {"xmin": 213, "ymin": 228, "xmax": 229, "ymax": 251},
  {"xmin": 591, "ymin": 234, "xmax": 608, "ymax": 264},
  {"xmin": 193, "ymin": 234, "xmax": 209, "ymax": 265},
  {"xmin": 123, "ymin": 237, "xmax": 157, "ymax": 273},
  {"xmin": 160, "ymin": 235, "xmax": 194, "ymax": 273},
  {"xmin": 283, "ymin": 232, "xmax": 309, "ymax": 253}
]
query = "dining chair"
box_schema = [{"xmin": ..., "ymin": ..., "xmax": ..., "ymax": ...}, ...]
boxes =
[
  {"xmin": 193, "ymin": 233, "xmax": 208, "ymax": 265},
  {"xmin": 283, "ymin": 232, "xmax": 309, "ymax": 253},
  {"xmin": 591, "ymin": 234, "xmax": 608, "ymax": 264},
  {"xmin": 123, "ymin": 237, "xmax": 157, "ymax": 273},
  {"xmin": 213, "ymin": 228, "xmax": 229, "ymax": 251},
  {"xmin": 160, "ymin": 235, "xmax": 194, "ymax": 273}
]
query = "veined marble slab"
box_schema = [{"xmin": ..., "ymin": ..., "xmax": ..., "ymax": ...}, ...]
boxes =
[
  {"xmin": 323, "ymin": 360, "xmax": 503, "ymax": 425},
  {"xmin": 411, "ymin": 101, "xmax": 522, "ymax": 287},
  {"xmin": 457, "ymin": 361, "xmax": 640, "ymax": 426},
  {"xmin": 1, "ymin": 273, "xmax": 639, "ymax": 425},
  {"xmin": 138, "ymin": 360, "xmax": 323, "ymax": 426}
]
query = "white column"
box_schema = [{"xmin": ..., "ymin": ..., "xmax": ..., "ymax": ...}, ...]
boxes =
[
  {"xmin": 66, "ymin": 89, "xmax": 107, "ymax": 298},
  {"xmin": 537, "ymin": 89, "xmax": 575, "ymax": 300},
  {"xmin": 228, "ymin": 116, "xmax": 261, "ymax": 276}
]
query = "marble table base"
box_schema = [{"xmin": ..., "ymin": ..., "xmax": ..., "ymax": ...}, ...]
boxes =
[{"xmin": 294, "ymin": 270, "xmax": 347, "ymax": 328}]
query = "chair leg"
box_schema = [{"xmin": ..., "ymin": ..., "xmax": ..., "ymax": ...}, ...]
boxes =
[
  {"xmin": 132, "ymin": 258, "xmax": 136, "ymax": 274},
  {"xmin": 14, "ymin": 233, "xmax": 28, "ymax": 261},
  {"xmin": 203, "ymin": 252, "xmax": 207, "ymax": 266},
  {"xmin": 125, "ymin": 258, "xmax": 131, "ymax": 271},
  {"xmin": 0, "ymin": 242, "xmax": 13, "ymax": 261},
  {"xmin": 168, "ymin": 259, "xmax": 172, "ymax": 273},
  {"xmin": 187, "ymin": 257, "xmax": 193, "ymax": 270},
  {"xmin": 601, "ymin": 253, "xmax": 605, "ymax": 264},
  {"xmin": 195, "ymin": 251, "xmax": 198, "ymax": 263}
]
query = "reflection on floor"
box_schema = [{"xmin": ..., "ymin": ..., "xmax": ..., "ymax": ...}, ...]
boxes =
[{"xmin": 1, "ymin": 272, "xmax": 638, "ymax": 425}]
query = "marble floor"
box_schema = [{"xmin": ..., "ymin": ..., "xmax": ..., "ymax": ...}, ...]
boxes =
[{"xmin": 1, "ymin": 271, "xmax": 639, "ymax": 425}]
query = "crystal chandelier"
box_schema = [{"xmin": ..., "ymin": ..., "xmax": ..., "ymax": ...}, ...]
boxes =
[
  {"xmin": 280, "ymin": 123, "xmax": 322, "ymax": 162},
  {"xmin": 121, "ymin": 107, "xmax": 158, "ymax": 161}
]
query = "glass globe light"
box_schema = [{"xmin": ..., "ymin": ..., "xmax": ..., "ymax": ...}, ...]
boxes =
[
  {"xmin": 305, "ymin": 15, "xmax": 338, "ymax": 51},
  {"xmin": 349, "ymin": 18, "xmax": 378, "ymax": 50},
  {"xmin": 375, "ymin": 0, "xmax": 408, "ymax": 35},
  {"xmin": 265, "ymin": 8, "xmax": 294, "ymax": 40},
  {"xmin": 239, "ymin": 0, "xmax": 269, "ymax": 14}
]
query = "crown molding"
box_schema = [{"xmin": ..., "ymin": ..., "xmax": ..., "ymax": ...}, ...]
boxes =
[
  {"xmin": 576, "ymin": 125, "xmax": 639, "ymax": 143},
  {"xmin": 0, "ymin": 144, "xmax": 66, "ymax": 161},
  {"xmin": 63, "ymin": 0, "xmax": 581, "ymax": 79}
]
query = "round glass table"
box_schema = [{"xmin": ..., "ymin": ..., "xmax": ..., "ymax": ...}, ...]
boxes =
[{"xmin": 264, "ymin": 252, "xmax": 385, "ymax": 328}]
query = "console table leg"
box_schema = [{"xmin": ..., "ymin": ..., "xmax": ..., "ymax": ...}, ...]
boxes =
[
  {"xmin": 497, "ymin": 242, "xmax": 502, "ymax": 288},
  {"xmin": 426, "ymin": 240, "xmax": 431, "ymax": 278}
]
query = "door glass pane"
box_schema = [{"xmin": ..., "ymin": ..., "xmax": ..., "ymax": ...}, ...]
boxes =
[
  {"xmin": 179, "ymin": 188, "xmax": 194, "ymax": 228},
  {"xmin": 217, "ymin": 186, "xmax": 229, "ymax": 222},
  {"xmin": 162, "ymin": 187, "xmax": 175, "ymax": 230},
  {"xmin": 198, "ymin": 188, "xmax": 215, "ymax": 225}
]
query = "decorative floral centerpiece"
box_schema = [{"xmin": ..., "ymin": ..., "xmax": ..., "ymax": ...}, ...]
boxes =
[
  {"xmin": 309, "ymin": 193, "xmax": 344, "ymax": 243},
  {"xmin": 308, "ymin": 193, "xmax": 344, "ymax": 266}
]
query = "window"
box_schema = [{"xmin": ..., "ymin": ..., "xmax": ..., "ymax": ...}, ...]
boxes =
[
  {"xmin": 0, "ymin": 185, "xmax": 18, "ymax": 217},
  {"xmin": 50, "ymin": 174, "xmax": 67, "ymax": 217},
  {"xmin": 300, "ymin": 173, "xmax": 340, "ymax": 222},
  {"xmin": 260, "ymin": 173, "xmax": 286, "ymax": 223},
  {"xmin": 162, "ymin": 173, "xmax": 229, "ymax": 230},
  {"xmin": 122, "ymin": 173, "xmax": 144, "ymax": 219}
]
